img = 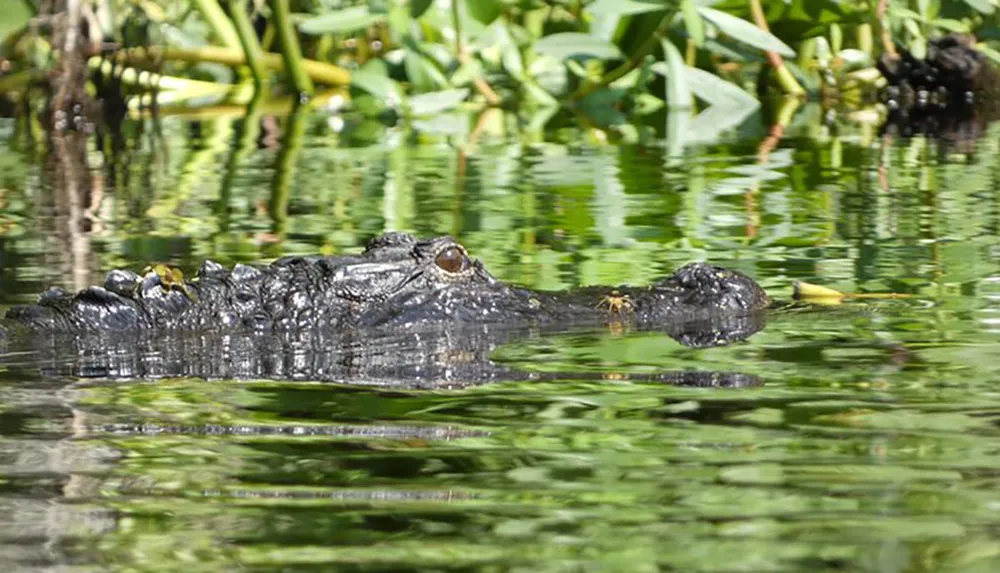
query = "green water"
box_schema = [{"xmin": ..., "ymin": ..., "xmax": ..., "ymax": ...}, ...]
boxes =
[{"xmin": 2, "ymin": 107, "xmax": 1000, "ymax": 572}]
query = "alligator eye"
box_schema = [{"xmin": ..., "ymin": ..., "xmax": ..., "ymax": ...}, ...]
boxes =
[{"xmin": 435, "ymin": 246, "xmax": 468, "ymax": 274}]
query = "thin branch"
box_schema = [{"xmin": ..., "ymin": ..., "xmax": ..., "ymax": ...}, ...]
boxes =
[
  {"xmin": 226, "ymin": 0, "xmax": 267, "ymax": 88},
  {"xmin": 876, "ymin": 0, "xmax": 896, "ymax": 57},
  {"xmin": 748, "ymin": 0, "xmax": 804, "ymax": 96}
]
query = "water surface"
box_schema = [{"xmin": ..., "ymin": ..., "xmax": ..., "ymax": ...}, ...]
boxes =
[{"xmin": 1, "ymin": 108, "xmax": 1000, "ymax": 571}]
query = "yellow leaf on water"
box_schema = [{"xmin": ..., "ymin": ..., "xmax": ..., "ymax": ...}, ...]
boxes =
[{"xmin": 793, "ymin": 281, "xmax": 845, "ymax": 303}]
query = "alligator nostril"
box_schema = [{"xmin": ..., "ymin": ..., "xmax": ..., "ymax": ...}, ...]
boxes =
[{"xmin": 435, "ymin": 246, "xmax": 468, "ymax": 274}]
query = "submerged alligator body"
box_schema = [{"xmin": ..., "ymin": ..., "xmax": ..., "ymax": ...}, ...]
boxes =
[{"xmin": 0, "ymin": 233, "xmax": 771, "ymax": 388}]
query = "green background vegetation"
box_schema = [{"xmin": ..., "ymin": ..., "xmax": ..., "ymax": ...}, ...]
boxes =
[{"xmin": 2, "ymin": 0, "xmax": 1000, "ymax": 133}]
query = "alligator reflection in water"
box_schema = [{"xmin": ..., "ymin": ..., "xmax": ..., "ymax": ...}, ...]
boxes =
[
  {"xmin": 1, "ymin": 311, "xmax": 767, "ymax": 389},
  {"xmin": 0, "ymin": 231, "xmax": 771, "ymax": 388}
]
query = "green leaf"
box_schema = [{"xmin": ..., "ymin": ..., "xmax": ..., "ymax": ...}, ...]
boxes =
[
  {"xmin": 408, "ymin": 88, "xmax": 470, "ymax": 116},
  {"xmin": 586, "ymin": 0, "xmax": 668, "ymax": 18},
  {"xmin": 683, "ymin": 67, "xmax": 757, "ymax": 108},
  {"xmin": 814, "ymin": 36, "xmax": 832, "ymax": 67},
  {"xmin": 533, "ymin": 33, "xmax": 624, "ymax": 60},
  {"xmin": 350, "ymin": 69, "xmax": 403, "ymax": 105},
  {"xmin": 964, "ymin": 0, "xmax": 995, "ymax": 14},
  {"xmin": 466, "ymin": 0, "xmax": 502, "ymax": 25},
  {"xmin": 0, "ymin": 0, "xmax": 31, "ymax": 44},
  {"xmin": 524, "ymin": 81, "xmax": 559, "ymax": 108},
  {"xmin": 405, "ymin": 48, "xmax": 450, "ymax": 92},
  {"xmin": 764, "ymin": 0, "xmax": 868, "ymax": 43},
  {"xmin": 931, "ymin": 19, "xmax": 970, "ymax": 33},
  {"xmin": 484, "ymin": 22, "xmax": 526, "ymax": 80},
  {"xmin": 837, "ymin": 48, "xmax": 870, "ymax": 66},
  {"xmin": 681, "ymin": 0, "xmax": 704, "ymax": 46},
  {"xmin": 578, "ymin": 88, "xmax": 628, "ymax": 127},
  {"xmin": 658, "ymin": 39, "xmax": 691, "ymax": 109},
  {"xmin": 450, "ymin": 59, "xmax": 484, "ymax": 85},
  {"xmin": 411, "ymin": 0, "xmax": 435, "ymax": 18},
  {"xmin": 299, "ymin": 6, "xmax": 383, "ymax": 35},
  {"xmin": 829, "ymin": 23, "xmax": 843, "ymax": 54},
  {"xmin": 633, "ymin": 93, "xmax": 664, "ymax": 114},
  {"xmin": 697, "ymin": 7, "xmax": 796, "ymax": 57},
  {"xmin": 685, "ymin": 102, "xmax": 758, "ymax": 145}
]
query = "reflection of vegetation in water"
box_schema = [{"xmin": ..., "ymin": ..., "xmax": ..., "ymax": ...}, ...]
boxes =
[
  {"xmin": 66, "ymin": 303, "xmax": 1000, "ymax": 571},
  {"xmin": 2, "ymin": 104, "xmax": 1000, "ymax": 299}
]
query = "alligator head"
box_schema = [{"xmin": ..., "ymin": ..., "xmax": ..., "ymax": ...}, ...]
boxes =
[
  {"xmin": 293, "ymin": 232, "xmax": 545, "ymax": 327},
  {"xmin": 269, "ymin": 231, "xmax": 772, "ymax": 332}
]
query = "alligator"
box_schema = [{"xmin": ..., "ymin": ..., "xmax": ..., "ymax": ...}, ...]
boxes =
[{"xmin": 0, "ymin": 232, "xmax": 772, "ymax": 388}]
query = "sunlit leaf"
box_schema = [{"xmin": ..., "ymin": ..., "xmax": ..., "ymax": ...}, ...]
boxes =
[
  {"xmin": 523, "ymin": 81, "xmax": 558, "ymax": 107},
  {"xmin": 586, "ymin": 0, "xmax": 669, "ymax": 18},
  {"xmin": 299, "ymin": 6, "xmax": 384, "ymax": 35},
  {"xmin": 684, "ymin": 102, "xmax": 758, "ymax": 144},
  {"xmin": 653, "ymin": 39, "xmax": 691, "ymax": 109},
  {"xmin": 0, "ymin": 0, "xmax": 31, "ymax": 44},
  {"xmin": 815, "ymin": 36, "xmax": 832, "ymax": 67},
  {"xmin": 408, "ymin": 88, "xmax": 470, "ymax": 116},
  {"xmin": 450, "ymin": 59, "xmax": 484, "ymax": 85},
  {"xmin": 405, "ymin": 48, "xmax": 450, "ymax": 92},
  {"xmin": 484, "ymin": 21, "xmax": 526, "ymax": 80},
  {"xmin": 837, "ymin": 48, "xmax": 870, "ymax": 66},
  {"xmin": 698, "ymin": 7, "xmax": 796, "ymax": 57},
  {"xmin": 350, "ymin": 69, "xmax": 403, "ymax": 105},
  {"xmin": 964, "ymin": 0, "xmax": 995, "ymax": 14},
  {"xmin": 533, "ymin": 33, "xmax": 624, "ymax": 60},
  {"xmin": 682, "ymin": 0, "xmax": 705, "ymax": 46},
  {"xmin": 683, "ymin": 67, "xmax": 757, "ymax": 108},
  {"xmin": 931, "ymin": 18, "xmax": 970, "ymax": 32}
]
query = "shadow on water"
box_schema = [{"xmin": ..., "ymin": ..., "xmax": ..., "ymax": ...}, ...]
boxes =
[{"xmin": 5, "ymin": 96, "xmax": 1000, "ymax": 570}]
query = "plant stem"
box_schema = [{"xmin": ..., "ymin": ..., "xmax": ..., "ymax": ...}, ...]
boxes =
[
  {"xmin": 451, "ymin": 0, "xmax": 463, "ymax": 57},
  {"xmin": 876, "ymin": 0, "xmax": 895, "ymax": 57},
  {"xmin": 451, "ymin": 0, "xmax": 500, "ymax": 105},
  {"xmin": 226, "ymin": 0, "xmax": 267, "ymax": 88},
  {"xmin": 116, "ymin": 46, "xmax": 350, "ymax": 86},
  {"xmin": 748, "ymin": 0, "xmax": 804, "ymax": 96},
  {"xmin": 191, "ymin": 0, "xmax": 242, "ymax": 50},
  {"xmin": 268, "ymin": 0, "xmax": 314, "ymax": 96},
  {"xmin": 685, "ymin": 39, "xmax": 696, "ymax": 67}
]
